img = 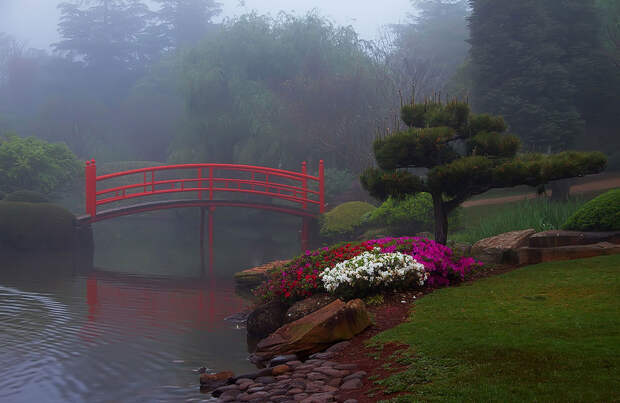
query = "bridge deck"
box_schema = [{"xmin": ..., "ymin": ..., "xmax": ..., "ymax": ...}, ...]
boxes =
[{"xmin": 76, "ymin": 199, "xmax": 318, "ymax": 224}]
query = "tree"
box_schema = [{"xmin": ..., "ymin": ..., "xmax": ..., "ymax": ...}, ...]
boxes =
[
  {"xmin": 54, "ymin": 0, "xmax": 157, "ymax": 73},
  {"xmin": 0, "ymin": 134, "xmax": 81, "ymax": 194},
  {"xmin": 360, "ymin": 99, "xmax": 607, "ymax": 244},
  {"xmin": 468, "ymin": 0, "xmax": 616, "ymax": 153},
  {"xmin": 384, "ymin": 0, "xmax": 470, "ymax": 99},
  {"xmin": 153, "ymin": 0, "xmax": 221, "ymax": 49}
]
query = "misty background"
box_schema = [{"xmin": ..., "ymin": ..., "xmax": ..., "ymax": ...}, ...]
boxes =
[{"xmin": 0, "ymin": 0, "xmax": 618, "ymax": 207}]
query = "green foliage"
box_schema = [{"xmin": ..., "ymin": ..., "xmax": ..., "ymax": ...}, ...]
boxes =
[
  {"xmin": 361, "ymin": 99, "xmax": 607, "ymax": 244},
  {"xmin": 371, "ymin": 255, "xmax": 620, "ymax": 401},
  {"xmin": 324, "ymin": 168, "xmax": 355, "ymax": 203},
  {"xmin": 320, "ymin": 201, "xmax": 376, "ymax": 240},
  {"xmin": 467, "ymin": 132, "xmax": 520, "ymax": 158},
  {"xmin": 562, "ymin": 189, "xmax": 620, "ymax": 231},
  {"xmin": 0, "ymin": 201, "xmax": 76, "ymax": 250},
  {"xmin": 373, "ymin": 127, "xmax": 459, "ymax": 170},
  {"xmin": 367, "ymin": 193, "xmax": 434, "ymax": 234},
  {"xmin": 469, "ymin": 0, "xmax": 618, "ymax": 152},
  {"xmin": 451, "ymin": 197, "xmax": 587, "ymax": 244},
  {"xmin": 0, "ymin": 134, "xmax": 81, "ymax": 194},
  {"xmin": 4, "ymin": 190, "xmax": 49, "ymax": 203},
  {"xmin": 174, "ymin": 13, "xmax": 393, "ymax": 171}
]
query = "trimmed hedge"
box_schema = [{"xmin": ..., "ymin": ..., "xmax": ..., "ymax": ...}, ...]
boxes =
[
  {"xmin": 320, "ymin": 201, "xmax": 376, "ymax": 240},
  {"xmin": 562, "ymin": 189, "xmax": 620, "ymax": 231},
  {"xmin": 0, "ymin": 201, "xmax": 77, "ymax": 250}
]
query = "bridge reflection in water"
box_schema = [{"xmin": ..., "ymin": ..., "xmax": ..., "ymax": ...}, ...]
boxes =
[{"xmin": 83, "ymin": 269, "xmax": 251, "ymax": 342}]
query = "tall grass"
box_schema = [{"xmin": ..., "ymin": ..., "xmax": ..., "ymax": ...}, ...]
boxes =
[{"xmin": 450, "ymin": 197, "xmax": 586, "ymax": 244}]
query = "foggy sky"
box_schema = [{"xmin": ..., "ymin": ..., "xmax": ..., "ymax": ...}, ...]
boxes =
[{"xmin": 0, "ymin": 0, "xmax": 413, "ymax": 50}]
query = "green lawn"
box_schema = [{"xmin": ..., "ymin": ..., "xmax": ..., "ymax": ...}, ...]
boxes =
[{"xmin": 370, "ymin": 255, "xmax": 620, "ymax": 402}]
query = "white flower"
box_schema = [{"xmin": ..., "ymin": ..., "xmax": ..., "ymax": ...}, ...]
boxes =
[{"xmin": 319, "ymin": 251, "xmax": 428, "ymax": 294}]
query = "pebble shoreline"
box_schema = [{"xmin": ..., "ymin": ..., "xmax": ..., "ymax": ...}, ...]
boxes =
[{"xmin": 206, "ymin": 342, "xmax": 363, "ymax": 403}]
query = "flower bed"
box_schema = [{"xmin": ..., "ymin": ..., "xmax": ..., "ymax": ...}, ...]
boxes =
[{"xmin": 255, "ymin": 237, "xmax": 480, "ymax": 303}]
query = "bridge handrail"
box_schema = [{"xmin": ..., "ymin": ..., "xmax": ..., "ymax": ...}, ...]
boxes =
[{"xmin": 84, "ymin": 160, "xmax": 325, "ymax": 217}]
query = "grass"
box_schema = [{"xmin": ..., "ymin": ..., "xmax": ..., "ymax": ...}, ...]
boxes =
[
  {"xmin": 449, "ymin": 197, "xmax": 587, "ymax": 244},
  {"xmin": 368, "ymin": 255, "xmax": 620, "ymax": 402}
]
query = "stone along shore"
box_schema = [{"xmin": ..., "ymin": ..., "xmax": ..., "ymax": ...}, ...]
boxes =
[{"xmin": 202, "ymin": 342, "xmax": 364, "ymax": 403}]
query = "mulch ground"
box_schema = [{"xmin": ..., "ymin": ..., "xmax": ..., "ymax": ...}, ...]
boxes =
[{"xmin": 332, "ymin": 264, "xmax": 521, "ymax": 402}]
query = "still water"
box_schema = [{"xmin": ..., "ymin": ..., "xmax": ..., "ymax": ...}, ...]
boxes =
[{"xmin": 0, "ymin": 213, "xmax": 300, "ymax": 402}]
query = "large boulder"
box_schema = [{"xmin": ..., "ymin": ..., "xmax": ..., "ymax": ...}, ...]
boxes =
[
  {"xmin": 471, "ymin": 229, "xmax": 536, "ymax": 264},
  {"xmin": 284, "ymin": 293, "xmax": 337, "ymax": 323},
  {"xmin": 528, "ymin": 230, "xmax": 620, "ymax": 248},
  {"xmin": 517, "ymin": 242, "xmax": 620, "ymax": 265},
  {"xmin": 254, "ymin": 299, "xmax": 370, "ymax": 361},
  {"xmin": 246, "ymin": 300, "xmax": 287, "ymax": 339},
  {"xmin": 234, "ymin": 260, "xmax": 290, "ymax": 290}
]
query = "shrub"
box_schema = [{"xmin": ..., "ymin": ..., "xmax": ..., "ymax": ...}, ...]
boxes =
[
  {"xmin": 0, "ymin": 134, "xmax": 81, "ymax": 194},
  {"xmin": 562, "ymin": 189, "xmax": 620, "ymax": 231},
  {"xmin": 0, "ymin": 201, "xmax": 77, "ymax": 250},
  {"xmin": 4, "ymin": 190, "xmax": 50, "ymax": 203},
  {"xmin": 320, "ymin": 250, "xmax": 428, "ymax": 299},
  {"xmin": 255, "ymin": 237, "xmax": 480, "ymax": 303},
  {"xmin": 320, "ymin": 201, "xmax": 376, "ymax": 240}
]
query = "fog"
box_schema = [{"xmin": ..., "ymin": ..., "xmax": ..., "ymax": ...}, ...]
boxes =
[{"xmin": 0, "ymin": 0, "xmax": 412, "ymax": 49}]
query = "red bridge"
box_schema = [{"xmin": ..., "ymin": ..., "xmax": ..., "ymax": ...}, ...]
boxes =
[{"xmin": 78, "ymin": 160, "xmax": 325, "ymax": 251}]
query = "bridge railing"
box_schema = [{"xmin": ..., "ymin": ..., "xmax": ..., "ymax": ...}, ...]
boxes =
[{"xmin": 84, "ymin": 160, "xmax": 325, "ymax": 217}]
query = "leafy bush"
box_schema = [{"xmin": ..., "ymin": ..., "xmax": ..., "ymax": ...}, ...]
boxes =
[
  {"xmin": 4, "ymin": 190, "xmax": 50, "ymax": 203},
  {"xmin": 324, "ymin": 168, "xmax": 355, "ymax": 203},
  {"xmin": 255, "ymin": 237, "xmax": 480, "ymax": 303},
  {"xmin": 320, "ymin": 250, "xmax": 428, "ymax": 299},
  {"xmin": 367, "ymin": 193, "xmax": 433, "ymax": 234},
  {"xmin": 320, "ymin": 201, "xmax": 376, "ymax": 240},
  {"xmin": 562, "ymin": 189, "xmax": 620, "ymax": 231},
  {"xmin": 0, "ymin": 201, "xmax": 76, "ymax": 250},
  {"xmin": 0, "ymin": 134, "xmax": 81, "ymax": 194}
]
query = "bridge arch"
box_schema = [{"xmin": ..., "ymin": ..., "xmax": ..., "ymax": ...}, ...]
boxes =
[{"xmin": 78, "ymin": 160, "xmax": 325, "ymax": 251}]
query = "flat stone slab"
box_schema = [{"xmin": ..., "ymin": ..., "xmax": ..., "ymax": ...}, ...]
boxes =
[
  {"xmin": 472, "ymin": 229, "xmax": 536, "ymax": 264},
  {"xmin": 518, "ymin": 242, "xmax": 620, "ymax": 265},
  {"xmin": 234, "ymin": 260, "xmax": 290, "ymax": 288},
  {"xmin": 528, "ymin": 230, "xmax": 620, "ymax": 248}
]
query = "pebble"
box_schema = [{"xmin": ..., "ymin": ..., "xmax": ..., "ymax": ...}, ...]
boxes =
[{"xmin": 212, "ymin": 348, "xmax": 365, "ymax": 402}]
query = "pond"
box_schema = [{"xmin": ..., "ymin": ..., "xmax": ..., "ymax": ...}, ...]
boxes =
[{"xmin": 0, "ymin": 211, "xmax": 301, "ymax": 402}]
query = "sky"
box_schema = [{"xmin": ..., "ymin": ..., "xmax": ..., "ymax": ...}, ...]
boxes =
[{"xmin": 0, "ymin": 0, "xmax": 414, "ymax": 50}]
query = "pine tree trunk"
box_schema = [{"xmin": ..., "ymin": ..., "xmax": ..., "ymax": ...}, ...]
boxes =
[{"xmin": 432, "ymin": 192, "xmax": 448, "ymax": 245}]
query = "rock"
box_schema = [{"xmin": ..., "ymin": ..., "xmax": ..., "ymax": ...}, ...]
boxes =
[
  {"xmin": 528, "ymin": 230, "xmax": 620, "ymax": 248},
  {"xmin": 247, "ymin": 300, "xmax": 288, "ymax": 338},
  {"xmin": 254, "ymin": 299, "xmax": 371, "ymax": 361},
  {"xmin": 343, "ymin": 399, "xmax": 358, "ymax": 403},
  {"xmin": 333, "ymin": 363, "xmax": 357, "ymax": 370},
  {"xmin": 234, "ymin": 260, "xmax": 290, "ymax": 289},
  {"xmin": 471, "ymin": 229, "xmax": 536, "ymax": 264},
  {"xmin": 219, "ymin": 389, "xmax": 241, "ymax": 401},
  {"xmin": 272, "ymin": 364, "xmax": 292, "ymax": 376},
  {"xmin": 342, "ymin": 371, "xmax": 366, "ymax": 382},
  {"xmin": 340, "ymin": 378, "xmax": 363, "ymax": 390},
  {"xmin": 255, "ymin": 376, "xmax": 276, "ymax": 384},
  {"xmin": 325, "ymin": 341, "xmax": 350, "ymax": 353},
  {"xmin": 212, "ymin": 384, "xmax": 239, "ymax": 397},
  {"xmin": 517, "ymin": 242, "xmax": 620, "ymax": 265},
  {"xmin": 233, "ymin": 368, "xmax": 273, "ymax": 382},
  {"xmin": 300, "ymin": 392, "xmax": 335, "ymax": 403},
  {"xmin": 309, "ymin": 352, "xmax": 334, "ymax": 360},
  {"xmin": 199, "ymin": 371, "xmax": 234, "ymax": 390},
  {"xmin": 285, "ymin": 293, "xmax": 337, "ymax": 323},
  {"xmin": 270, "ymin": 354, "xmax": 299, "ymax": 367}
]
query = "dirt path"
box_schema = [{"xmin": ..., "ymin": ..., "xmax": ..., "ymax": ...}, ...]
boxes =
[{"xmin": 463, "ymin": 176, "xmax": 620, "ymax": 208}]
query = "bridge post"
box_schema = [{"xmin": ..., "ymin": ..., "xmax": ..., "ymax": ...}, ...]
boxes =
[
  {"xmin": 301, "ymin": 161, "xmax": 307, "ymax": 209},
  {"xmin": 319, "ymin": 160, "xmax": 325, "ymax": 214},
  {"xmin": 85, "ymin": 159, "xmax": 97, "ymax": 217}
]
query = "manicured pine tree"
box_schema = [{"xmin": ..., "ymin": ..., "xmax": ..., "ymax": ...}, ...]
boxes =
[{"xmin": 360, "ymin": 98, "xmax": 607, "ymax": 245}]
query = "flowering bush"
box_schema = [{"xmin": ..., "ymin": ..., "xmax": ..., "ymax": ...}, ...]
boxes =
[
  {"xmin": 254, "ymin": 237, "xmax": 480, "ymax": 303},
  {"xmin": 320, "ymin": 249, "xmax": 428, "ymax": 298}
]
